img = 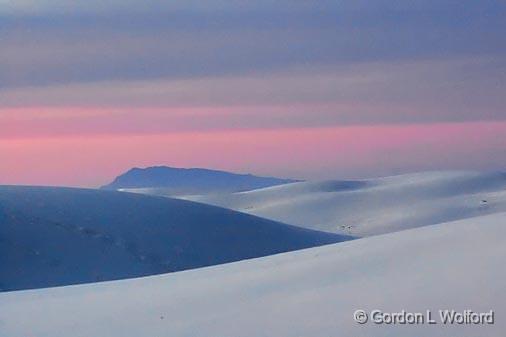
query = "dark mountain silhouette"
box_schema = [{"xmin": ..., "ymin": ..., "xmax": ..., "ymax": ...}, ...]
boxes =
[{"xmin": 101, "ymin": 166, "xmax": 299, "ymax": 195}]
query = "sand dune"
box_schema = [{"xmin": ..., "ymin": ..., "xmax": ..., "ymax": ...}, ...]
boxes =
[
  {"xmin": 1, "ymin": 212, "xmax": 504, "ymax": 337},
  {"xmin": 0, "ymin": 186, "xmax": 347, "ymax": 291},
  {"xmin": 187, "ymin": 171, "xmax": 506, "ymax": 236}
]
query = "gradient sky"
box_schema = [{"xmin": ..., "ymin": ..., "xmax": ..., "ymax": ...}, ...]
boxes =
[{"xmin": 1, "ymin": 0, "xmax": 505, "ymax": 187}]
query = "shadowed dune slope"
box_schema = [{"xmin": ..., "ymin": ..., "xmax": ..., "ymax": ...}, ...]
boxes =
[{"xmin": 0, "ymin": 186, "xmax": 349, "ymax": 292}]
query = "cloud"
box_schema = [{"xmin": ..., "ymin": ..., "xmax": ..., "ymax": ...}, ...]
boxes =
[
  {"xmin": 1, "ymin": 58, "xmax": 505, "ymax": 134},
  {"xmin": 1, "ymin": 0, "xmax": 505, "ymax": 88},
  {"xmin": 1, "ymin": 0, "xmax": 505, "ymax": 186}
]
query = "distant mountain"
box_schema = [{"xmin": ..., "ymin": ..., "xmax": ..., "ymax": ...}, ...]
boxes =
[
  {"xmin": 101, "ymin": 166, "xmax": 299, "ymax": 195},
  {"xmin": 0, "ymin": 186, "xmax": 349, "ymax": 291}
]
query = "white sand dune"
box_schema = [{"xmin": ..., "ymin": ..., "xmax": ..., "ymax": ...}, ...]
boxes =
[
  {"xmin": 1, "ymin": 212, "xmax": 504, "ymax": 337},
  {"xmin": 186, "ymin": 171, "xmax": 506, "ymax": 236},
  {"xmin": 0, "ymin": 186, "xmax": 347, "ymax": 292}
]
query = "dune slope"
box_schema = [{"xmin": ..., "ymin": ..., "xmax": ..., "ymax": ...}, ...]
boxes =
[
  {"xmin": 1, "ymin": 213, "xmax": 504, "ymax": 337},
  {"xmin": 187, "ymin": 171, "xmax": 506, "ymax": 236},
  {"xmin": 0, "ymin": 186, "xmax": 348, "ymax": 291}
]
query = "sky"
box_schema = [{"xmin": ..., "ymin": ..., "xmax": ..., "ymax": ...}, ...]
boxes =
[{"xmin": 1, "ymin": 0, "xmax": 505, "ymax": 187}]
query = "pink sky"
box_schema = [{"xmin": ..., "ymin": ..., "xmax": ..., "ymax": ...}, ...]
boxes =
[
  {"xmin": 2, "ymin": 121, "xmax": 505, "ymax": 187},
  {"xmin": 3, "ymin": 1, "xmax": 505, "ymax": 187}
]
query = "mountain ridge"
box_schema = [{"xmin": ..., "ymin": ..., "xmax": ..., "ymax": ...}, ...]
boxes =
[{"xmin": 101, "ymin": 166, "xmax": 299, "ymax": 195}]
